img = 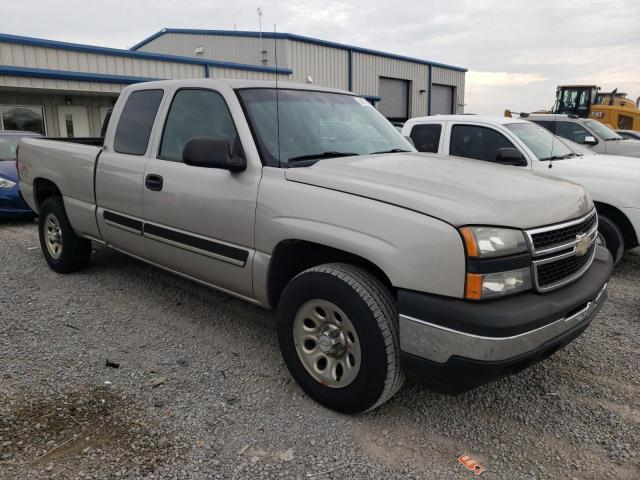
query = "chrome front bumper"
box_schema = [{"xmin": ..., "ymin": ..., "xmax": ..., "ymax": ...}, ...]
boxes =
[{"xmin": 399, "ymin": 283, "xmax": 608, "ymax": 364}]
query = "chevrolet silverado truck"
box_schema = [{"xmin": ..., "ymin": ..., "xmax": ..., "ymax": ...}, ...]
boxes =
[
  {"xmin": 18, "ymin": 80, "xmax": 612, "ymax": 413},
  {"xmin": 403, "ymin": 115, "xmax": 640, "ymax": 264}
]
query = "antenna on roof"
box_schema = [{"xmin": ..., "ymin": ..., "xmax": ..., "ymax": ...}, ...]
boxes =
[
  {"xmin": 274, "ymin": 24, "xmax": 281, "ymax": 167},
  {"xmin": 257, "ymin": 7, "xmax": 267, "ymax": 65}
]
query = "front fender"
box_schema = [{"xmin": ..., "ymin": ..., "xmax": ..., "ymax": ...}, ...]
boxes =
[{"xmin": 254, "ymin": 169, "xmax": 466, "ymax": 302}]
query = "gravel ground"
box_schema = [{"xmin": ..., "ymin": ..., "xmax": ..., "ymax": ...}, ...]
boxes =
[{"xmin": 1, "ymin": 219, "xmax": 639, "ymax": 480}]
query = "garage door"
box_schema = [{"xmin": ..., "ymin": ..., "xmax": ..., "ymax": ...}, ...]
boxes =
[
  {"xmin": 378, "ymin": 77, "xmax": 409, "ymax": 121},
  {"xmin": 431, "ymin": 84, "xmax": 455, "ymax": 115}
]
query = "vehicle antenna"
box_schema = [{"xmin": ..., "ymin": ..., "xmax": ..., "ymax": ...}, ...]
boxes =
[
  {"xmin": 274, "ymin": 24, "xmax": 281, "ymax": 167},
  {"xmin": 549, "ymin": 113, "xmax": 556, "ymax": 169}
]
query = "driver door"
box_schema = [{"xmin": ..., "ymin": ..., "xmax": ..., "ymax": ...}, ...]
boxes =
[{"xmin": 142, "ymin": 87, "xmax": 261, "ymax": 298}]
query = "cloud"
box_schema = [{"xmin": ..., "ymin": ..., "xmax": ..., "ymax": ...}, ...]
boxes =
[
  {"xmin": 1, "ymin": 0, "xmax": 638, "ymax": 115},
  {"xmin": 467, "ymin": 71, "xmax": 547, "ymax": 87}
]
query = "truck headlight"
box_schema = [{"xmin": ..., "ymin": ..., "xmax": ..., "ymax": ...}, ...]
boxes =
[
  {"xmin": 465, "ymin": 268, "xmax": 532, "ymax": 300},
  {"xmin": 459, "ymin": 226, "xmax": 532, "ymax": 300},
  {"xmin": 0, "ymin": 177, "xmax": 17, "ymax": 189},
  {"xmin": 459, "ymin": 226, "xmax": 528, "ymax": 258}
]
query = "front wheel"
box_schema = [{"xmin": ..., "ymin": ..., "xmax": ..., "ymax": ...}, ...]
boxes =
[
  {"xmin": 38, "ymin": 197, "xmax": 91, "ymax": 273},
  {"xmin": 277, "ymin": 263, "xmax": 404, "ymax": 413},
  {"xmin": 596, "ymin": 214, "xmax": 624, "ymax": 265}
]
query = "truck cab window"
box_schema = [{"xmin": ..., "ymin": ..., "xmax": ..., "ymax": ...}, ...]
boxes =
[
  {"xmin": 113, "ymin": 90, "xmax": 163, "ymax": 155},
  {"xmin": 159, "ymin": 89, "xmax": 242, "ymax": 162},
  {"xmin": 410, "ymin": 124, "xmax": 442, "ymax": 153},
  {"xmin": 450, "ymin": 125, "xmax": 516, "ymax": 162},
  {"xmin": 554, "ymin": 122, "xmax": 590, "ymax": 144}
]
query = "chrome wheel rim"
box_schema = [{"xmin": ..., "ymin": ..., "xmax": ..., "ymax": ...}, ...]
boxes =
[
  {"xmin": 44, "ymin": 213, "xmax": 63, "ymax": 259},
  {"xmin": 292, "ymin": 299, "xmax": 361, "ymax": 388}
]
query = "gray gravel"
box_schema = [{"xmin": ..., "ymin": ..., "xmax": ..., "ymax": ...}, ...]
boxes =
[{"xmin": 1, "ymin": 220, "xmax": 639, "ymax": 479}]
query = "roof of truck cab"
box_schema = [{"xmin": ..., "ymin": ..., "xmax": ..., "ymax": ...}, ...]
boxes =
[
  {"xmin": 128, "ymin": 78, "xmax": 356, "ymax": 95},
  {"xmin": 406, "ymin": 115, "xmax": 530, "ymax": 125}
]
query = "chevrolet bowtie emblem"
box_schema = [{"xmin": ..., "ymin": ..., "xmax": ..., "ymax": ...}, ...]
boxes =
[{"xmin": 575, "ymin": 233, "xmax": 591, "ymax": 256}]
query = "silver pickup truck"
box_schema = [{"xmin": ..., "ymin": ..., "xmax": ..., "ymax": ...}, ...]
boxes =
[{"xmin": 18, "ymin": 79, "xmax": 613, "ymax": 413}]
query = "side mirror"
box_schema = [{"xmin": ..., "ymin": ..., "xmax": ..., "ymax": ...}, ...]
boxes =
[
  {"xmin": 495, "ymin": 147, "xmax": 527, "ymax": 166},
  {"xmin": 583, "ymin": 135, "xmax": 598, "ymax": 145},
  {"xmin": 183, "ymin": 137, "xmax": 246, "ymax": 172}
]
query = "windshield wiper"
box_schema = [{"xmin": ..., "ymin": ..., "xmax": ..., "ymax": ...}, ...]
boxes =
[
  {"xmin": 287, "ymin": 151, "xmax": 359, "ymax": 163},
  {"xmin": 540, "ymin": 153, "xmax": 575, "ymax": 161},
  {"xmin": 371, "ymin": 148, "xmax": 412, "ymax": 154}
]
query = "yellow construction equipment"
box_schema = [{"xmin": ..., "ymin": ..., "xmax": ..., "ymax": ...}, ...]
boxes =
[
  {"xmin": 553, "ymin": 85, "xmax": 640, "ymax": 131},
  {"xmin": 505, "ymin": 85, "xmax": 640, "ymax": 131}
]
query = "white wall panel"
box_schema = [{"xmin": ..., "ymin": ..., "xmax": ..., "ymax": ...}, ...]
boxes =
[{"xmin": 0, "ymin": 90, "xmax": 117, "ymax": 136}]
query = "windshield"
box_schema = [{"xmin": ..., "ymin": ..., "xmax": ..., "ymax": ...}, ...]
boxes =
[
  {"xmin": 0, "ymin": 136, "xmax": 20, "ymax": 161},
  {"xmin": 237, "ymin": 89, "xmax": 413, "ymax": 167},
  {"xmin": 584, "ymin": 119, "xmax": 623, "ymax": 140},
  {"xmin": 505, "ymin": 123, "xmax": 573, "ymax": 160}
]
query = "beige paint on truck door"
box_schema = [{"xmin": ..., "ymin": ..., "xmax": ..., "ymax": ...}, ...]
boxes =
[{"xmin": 141, "ymin": 86, "xmax": 261, "ymax": 298}]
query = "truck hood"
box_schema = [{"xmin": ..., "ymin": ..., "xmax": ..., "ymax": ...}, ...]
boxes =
[
  {"xmin": 284, "ymin": 152, "xmax": 592, "ymax": 229},
  {"xmin": 547, "ymin": 153, "xmax": 640, "ymax": 208},
  {"xmin": 604, "ymin": 139, "xmax": 640, "ymax": 157}
]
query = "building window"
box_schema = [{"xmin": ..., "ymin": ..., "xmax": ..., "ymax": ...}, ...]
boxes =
[{"xmin": 0, "ymin": 105, "xmax": 46, "ymax": 135}]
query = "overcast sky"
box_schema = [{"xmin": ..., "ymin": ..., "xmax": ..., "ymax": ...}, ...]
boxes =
[{"xmin": 2, "ymin": 0, "xmax": 639, "ymax": 115}]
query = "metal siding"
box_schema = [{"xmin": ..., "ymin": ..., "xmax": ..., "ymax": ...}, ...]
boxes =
[
  {"xmin": 432, "ymin": 67, "xmax": 465, "ymax": 114},
  {"xmin": 0, "ymin": 40, "xmax": 206, "ymax": 95},
  {"xmin": 0, "ymin": 91, "xmax": 116, "ymax": 136},
  {"xmin": 351, "ymin": 52, "xmax": 428, "ymax": 118},
  {"xmin": 287, "ymin": 40, "xmax": 347, "ymax": 89},
  {"xmin": 136, "ymin": 33, "xmax": 290, "ymax": 69}
]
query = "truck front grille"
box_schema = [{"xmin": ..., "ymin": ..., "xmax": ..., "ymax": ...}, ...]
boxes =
[
  {"xmin": 525, "ymin": 210, "xmax": 599, "ymax": 292},
  {"xmin": 530, "ymin": 212, "xmax": 597, "ymax": 250},
  {"xmin": 535, "ymin": 243, "xmax": 596, "ymax": 289}
]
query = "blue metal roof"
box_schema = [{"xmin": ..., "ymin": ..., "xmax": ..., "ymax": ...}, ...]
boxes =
[
  {"xmin": 0, "ymin": 33, "xmax": 292, "ymax": 75},
  {"xmin": 130, "ymin": 28, "xmax": 467, "ymax": 72}
]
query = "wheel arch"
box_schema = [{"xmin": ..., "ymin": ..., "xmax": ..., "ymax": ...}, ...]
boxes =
[
  {"xmin": 594, "ymin": 201, "xmax": 639, "ymax": 249},
  {"xmin": 266, "ymin": 239, "xmax": 395, "ymax": 310},
  {"xmin": 33, "ymin": 177, "xmax": 62, "ymax": 211}
]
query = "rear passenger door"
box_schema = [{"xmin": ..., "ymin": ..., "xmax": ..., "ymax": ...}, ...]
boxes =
[
  {"xmin": 96, "ymin": 88, "xmax": 165, "ymax": 258},
  {"xmin": 445, "ymin": 123, "xmax": 521, "ymax": 164},
  {"xmin": 142, "ymin": 87, "xmax": 261, "ymax": 298},
  {"xmin": 409, "ymin": 123, "xmax": 444, "ymax": 153}
]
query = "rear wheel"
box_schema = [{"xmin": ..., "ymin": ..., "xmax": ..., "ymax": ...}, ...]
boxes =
[
  {"xmin": 277, "ymin": 263, "xmax": 404, "ymax": 413},
  {"xmin": 596, "ymin": 214, "xmax": 624, "ymax": 265},
  {"xmin": 38, "ymin": 197, "xmax": 91, "ymax": 273}
]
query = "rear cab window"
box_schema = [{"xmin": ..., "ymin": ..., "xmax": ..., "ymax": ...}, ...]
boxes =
[
  {"xmin": 113, "ymin": 89, "xmax": 164, "ymax": 155},
  {"xmin": 449, "ymin": 124, "xmax": 516, "ymax": 162},
  {"xmin": 410, "ymin": 124, "xmax": 442, "ymax": 153}
]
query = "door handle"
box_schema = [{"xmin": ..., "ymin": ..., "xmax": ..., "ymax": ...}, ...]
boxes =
[{"xmin": 145, "ymin": 174, "xmax": 163, "ymax": 191}]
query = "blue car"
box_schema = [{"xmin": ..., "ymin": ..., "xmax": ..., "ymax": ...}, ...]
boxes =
[{"xmin": 0, "ymin": 130, "xmax": 42, "ymax": 219}]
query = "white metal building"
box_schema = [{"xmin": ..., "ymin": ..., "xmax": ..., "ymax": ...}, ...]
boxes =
[
  {"xmin": 133, "ymin": 29, "xmax": 467, "ymax": 122},
  {"xmin": 0, "ymin": 29, "xmax": 466, "ymax": 137}
]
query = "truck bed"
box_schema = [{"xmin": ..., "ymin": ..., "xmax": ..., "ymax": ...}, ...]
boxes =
[{"xmin": 18, "ymin": 137, "xmax": 102, "ymax": 238}]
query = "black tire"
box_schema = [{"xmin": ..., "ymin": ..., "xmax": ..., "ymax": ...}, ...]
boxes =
[
  {"xmin": 277, "ymin": 263, "xmax": 404, "ymax": 413},
  {"xmin": 38, "ymin": 196, "xmax": 91, "ymax": 273},
  {"xmin": 597, "ymin": 215, "xmax": 624, "ymax": 265}
]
